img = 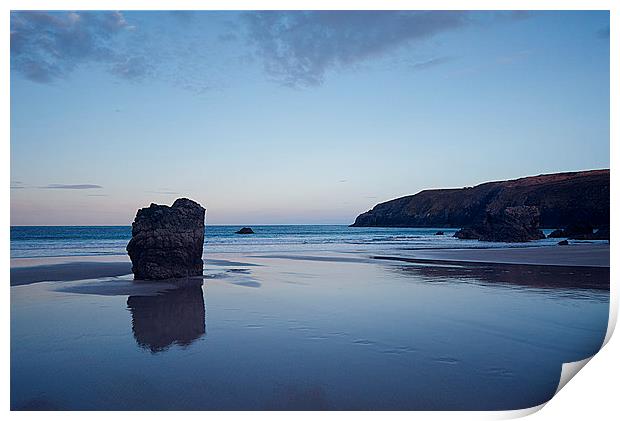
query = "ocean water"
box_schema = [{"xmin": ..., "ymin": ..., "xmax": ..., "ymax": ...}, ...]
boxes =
[{"xmin": 10, "ymin": 225, "xmax": 570, "ymax": 259}]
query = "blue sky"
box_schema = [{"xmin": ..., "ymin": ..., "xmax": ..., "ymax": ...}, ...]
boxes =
[{"xmin": 10, "ymin": 11, "xmax": 610, "ymax": 225}]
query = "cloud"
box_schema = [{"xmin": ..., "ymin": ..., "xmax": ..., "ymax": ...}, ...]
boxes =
[
  {"xmin": 411, "ymin": 56, "xmax": 454, "ymax": 71},
  {"xmin": 596, "ymin": 26, "xmax": 610, "ymax": 39},
  {"xmin": 11, "ymin": 11, "xmax": 533, "ymax": 89},
  {"xmin": 10, "ymin": 11, "xmax": 145, "ymax": 83},
  {"xmin": 110, "ymin": 55, "xmax": 153, "ymax": 80},
  {"xmin": 243, "ymin": 11, "xmax": 471, "ymax": 87},
  {"xmin": 43, "ymin": 184, "xmax": 103, "ymax": 189}
]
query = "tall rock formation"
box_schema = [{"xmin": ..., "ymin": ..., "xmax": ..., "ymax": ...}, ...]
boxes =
[{"xmin": 127, "ymin": 198, "xmax": 206, "ymax": 280}]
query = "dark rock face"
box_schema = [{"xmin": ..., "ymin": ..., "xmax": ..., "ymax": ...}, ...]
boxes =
[
  {"xmin": 454, "ymin": 206, "xmax": 546, "ymax": 242},
  {"xmin": 453, "ymin": 228, "xmax": 478, "ymax": 239},
  {"xmin": 126, "ymin": 198, "xmax": 206, "ymax": 280},
  {"xmin": 563, "ymin": 223, "xmax": 594, "ymax": 239},
  {"xmin": 351, "ymin": 170, "xmax": 609, "ymax": 230},
  {"xmin": 546, "ymin": 223, "xmax": 609, "ymax": 240},
  {"xmin": 593, "ymin": 226, "xmax": 610, "ymax": 240},
  {"xmin": 236, "ymin": 227, "xmax": 254, "ymax": 234}
]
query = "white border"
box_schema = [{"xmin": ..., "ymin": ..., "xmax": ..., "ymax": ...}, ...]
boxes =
[{"xmin": 3, "ymin": 1, "xmax": 617, "ymax": 419}]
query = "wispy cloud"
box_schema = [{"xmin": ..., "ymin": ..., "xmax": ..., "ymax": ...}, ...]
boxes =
[
  {"xmin": 411, "ymin": 56, "xmax": 454, "ymax": 71},
  {"xmin": 110, "ymin": 55, "xmax": 153, "ymax": 80},
  {"xmin": 42, "ymin": 184, "xmax": 103, "ymax": 189},
  {"xmin": 243, "ymin": 11, "xmax": 471, "ymax": 87},
  {"xmin": 10, "ymin": 11, "xmax": 143, "ymax": 83},
  {"xmin": 11, "ymin": 10, "xmax": 534, "ymax": 89}
]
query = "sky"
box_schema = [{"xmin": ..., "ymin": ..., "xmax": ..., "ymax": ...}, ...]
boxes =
[{"xmin": 10, "ymin": 10, "xmax": 610, "ymax": 225}]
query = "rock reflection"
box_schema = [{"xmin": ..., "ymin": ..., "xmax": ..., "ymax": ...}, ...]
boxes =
[
  {"xmin": 376, "ymin": 256, "xmax": 609, "ymax": 293},
  {"xmin": 127, "ymin": 280, "xmax": 206, "ymax": 353}
]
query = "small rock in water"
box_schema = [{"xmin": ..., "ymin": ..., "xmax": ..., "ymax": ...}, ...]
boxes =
[
  {"xmin": 435, "ymin": 231, "xmax": 444, "ymax": 235},
  {"xmin": 126, "ymin": 198, "xmax": 205, "ymax": 280},
  {"xmin": 236, "ymin": 227, "xmax": 254, "ymax": 234},
  {"xmin": 557, "ymin": 240, "xmax": 569, "ymax": 246}
]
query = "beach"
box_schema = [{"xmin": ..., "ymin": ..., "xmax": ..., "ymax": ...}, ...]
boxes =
[
  {"xmin": 383, "ymin": 243, "xmax": 610, "ymax": 267},
  {"xmin": 10, "ymin": 8, "xmax": 612, "ymax": 413},
  {"xmin": 11, "ymin": 242, "xmax": 610, "ymax": 285},
  {"xmin": 10, "ymin": 230, "xmax": 610, "ymax": 410}
]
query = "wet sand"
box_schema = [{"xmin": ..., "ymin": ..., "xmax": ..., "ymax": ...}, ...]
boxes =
[
  {"xmin": 10, "ymin": 261, "xmax": 132, "ymax": 286},
  {"xmin": 10, "ymin": 243, "xmax": 609, "ymax": 288},
  {"xmin": 10, "ymin": 244, "xmax": 610, "ymax": 410},
  {"xmin": 394, "ymin": 243, "xmax": 609, "ymax": 267},
  {"xmin": 10, "ymin": 258, "xmax": 259, "ymax": 286}
]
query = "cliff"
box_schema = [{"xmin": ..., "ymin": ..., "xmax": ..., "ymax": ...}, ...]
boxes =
[{"xmin": 350, "ymin": 170, "xmax": 609, "ymax": 229}]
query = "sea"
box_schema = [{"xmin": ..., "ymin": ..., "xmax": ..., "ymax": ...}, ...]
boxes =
[
  {"xmin": 10, "ymin": 225, "xmax": 610, "ymax": 410},
  {"xmin": 10, "ymin": 225, "xmax": 569, "ymax": 259}
]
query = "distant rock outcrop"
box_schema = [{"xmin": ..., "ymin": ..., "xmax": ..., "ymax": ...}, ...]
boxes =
[
  {"xmin": 561, "ymin": 223, "xmax": 594, "ymax": 239},
  {"xmin": 236, "ymin": 227, "xmax": 254, "ymax": 234},
  {"xmin": 435, "ymin": 231, "xmax": 444, "ymax": 235},
  {"xmin": 593, "ymin": 226, "xmax": 610, "ymax": 240},
  {"xmin": 126, "ymin": 198, "xmax": 206, "ymax": 280},
  {"xmin": 454, "ymin": 205, "xmax": 545, "ymax": 242},
  {"xmin": 545, "ymin": 223, "xmax": 609, "ymax": 240},
  {"xmin": 351, "ymin": 170, "xmax": 609, "ymax": 240},
  {"xmin": 547, "ymin": 229, "xmax": 566, "ymax": 238}
]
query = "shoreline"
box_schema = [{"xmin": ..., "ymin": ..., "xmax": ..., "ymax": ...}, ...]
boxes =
[
  {"xmin": 388, "ymin": 243, "xmax": 609, "ymax": 268},
  {"xmin": 10, "ymin": 243, "xmax": 609, "ymax": 286}
]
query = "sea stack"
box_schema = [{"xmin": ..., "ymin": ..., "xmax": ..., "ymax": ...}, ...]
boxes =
[{"xmin": 126, "ymin": 198, "xmax": 206, "ymax": 280}]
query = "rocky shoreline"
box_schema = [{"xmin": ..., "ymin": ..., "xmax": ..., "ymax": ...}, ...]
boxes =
[{"xmin": 351, "ymin": 169, "xmax": 609, "ymax": 243}]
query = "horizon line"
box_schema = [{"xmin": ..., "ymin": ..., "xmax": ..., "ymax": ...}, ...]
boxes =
[{"xmin": 10, "ymin": 223, "xmax": 357, "ymax": 228}]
